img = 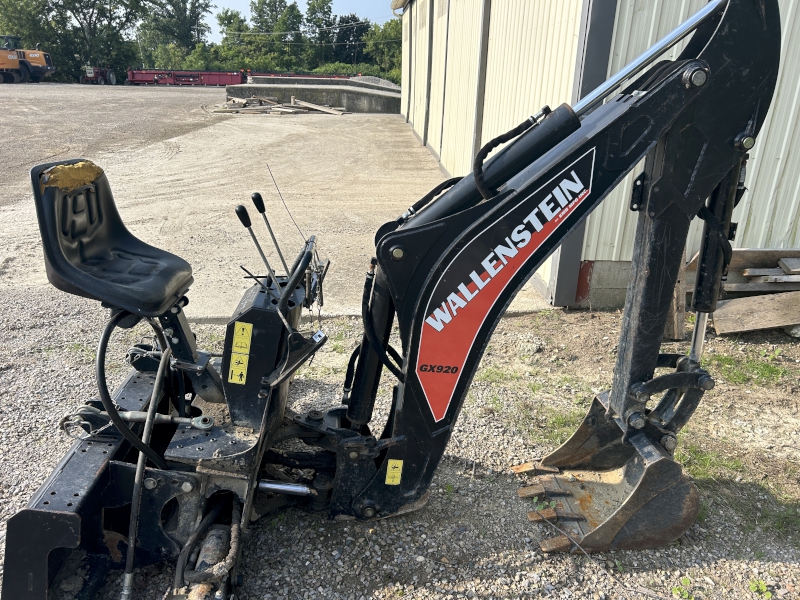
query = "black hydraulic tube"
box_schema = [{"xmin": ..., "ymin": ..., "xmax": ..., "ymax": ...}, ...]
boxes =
[
  {"xmin": 690, "ymin": 162, "xmax": 742, "ymax": 313},
  {"xmin": 121, "ymin": 346, "xmax": 172, "ymax": 600},
  {"xmin": 410, "ymin": 103, "xmax": 581, "ymax": 226},
  {"xmin": 346, "ymin": 265, "xmax": 396, "ymax": 427},
  {"xmin": 279, "ymin": 237, "xmax": 315, "ymax": 314},
  {"xmin": 172, "ymin": 501, "xmax": 224, "ymax": 591},
  {"xmin": 97, "ymin": 312, "xmax": 168, "ymax": 471}
]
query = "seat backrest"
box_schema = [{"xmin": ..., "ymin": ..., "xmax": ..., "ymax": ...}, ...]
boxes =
[{"xmin": 31, "ymin": 159, "xmax": 193, "ymax": 316}]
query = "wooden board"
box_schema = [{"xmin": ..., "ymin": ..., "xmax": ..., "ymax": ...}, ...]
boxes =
[
  {"xmin": 687, "ymin": 248, "xmax": 800, "ymax": 271},
  {"xmin": 723, "ymin": 282, "xmax": 800, "ymax": 292},
  {"xmin": 713, "ymin": 291, "xmax": 800, "ymax": 334},
  {"xmin": 780, "ymin": 257, "xmax": 800, "ymax": 274},
  {"xmin": 750, "ymin": 274, "xmax": 800, "ymax": 283},
  {"xmin": 742, "ymin": 268, "xmax": 785, "ymax": 277},
  {"xmin": 294, "ymin": 99, "xmax": 344, "ymax": 115}
]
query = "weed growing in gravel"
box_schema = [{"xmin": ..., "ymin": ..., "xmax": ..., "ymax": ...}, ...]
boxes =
[
  {"xmin": 672, "ymin": 576, "xmax": 694, "ymax": 599},
  {"xmin": 749, "ymin": 579, "xmax": 773, "ymax": 598}
]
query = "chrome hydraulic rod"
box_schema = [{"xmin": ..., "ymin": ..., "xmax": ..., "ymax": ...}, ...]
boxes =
[
  {"xmin": 688, "ymin": 312, "xmax": 709, "ymax": 362},
  {"xmin": 257, "ymin": 480, "xmax": 316, "ymax": 496},
  {"xmin": 573, "ymin": 0, "xmax": 728, "ymax": 117}
]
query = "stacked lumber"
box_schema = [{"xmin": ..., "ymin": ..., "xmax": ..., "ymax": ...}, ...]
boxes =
[
  {"xmin": 213, "ymin": 96, "xmax": 348, "ymax": 116},
  {"xmin": 685, "ymin": 249, "xmax": 800, "ymax": 335}
]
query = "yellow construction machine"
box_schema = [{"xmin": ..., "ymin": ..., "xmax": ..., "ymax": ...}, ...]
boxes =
[{"xmin": 0, "ymin": 35, "xmax": 55, "ymax": 83}]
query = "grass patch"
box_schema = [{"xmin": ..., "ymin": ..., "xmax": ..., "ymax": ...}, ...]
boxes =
[
  {"xmin": 537, "ymin": 407, "xmax": 585, "ymax": 446},
  {"xmin": 702, "ymin": 353, "xmax": 787, "ymax": 385},
  {"xmin": 475, "ymin": 367, "xmax": 518, "ymax": 384},
  {"xmin": 674, "ymin": 436, "xmax": 743, "ymax": 480}
]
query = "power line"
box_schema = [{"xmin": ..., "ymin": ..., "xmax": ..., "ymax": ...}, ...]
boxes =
[
  {"xmin": 221, "ymin": 17, "xmax": 389, "ymax": 38},
  {"xmin": 219, "ymin": 36, "xmax": 400, "ymax": 46}
]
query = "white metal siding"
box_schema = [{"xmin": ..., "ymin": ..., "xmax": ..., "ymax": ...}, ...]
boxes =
[
  {"xmin": 426, "ymin": 0, "xmax": 450, "ymax": 156},
  {"xmin": 439, "ymin": 0, "xmax": 484, "ymax": 176},
  {"xmin": 409, "ymin": 0, "xmax": 431, "ymax": 130},
  {"xmin": 583, "ymin": 0, "xmax": 800, "ymax": 262},
  {"xmin": 480, "ymin": 0, "xmax": 582, "ymax": 145},
  {"xmin": 401, "ymin": 9, "xmax": 412, "ymax": 119}
]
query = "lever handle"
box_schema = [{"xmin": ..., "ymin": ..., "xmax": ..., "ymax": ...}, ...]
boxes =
[
  {"xmin": 251, "ymin": 192, "xmax": 266, "ymax": 214},
  {"xmin": 235, "ymin": 205, "xmax": 251, "ymax": 228}
]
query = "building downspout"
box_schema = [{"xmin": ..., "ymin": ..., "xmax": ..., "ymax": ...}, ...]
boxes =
[{"xmin": 437, "ymin": 0, "xmax": 452, "ymax": 161}]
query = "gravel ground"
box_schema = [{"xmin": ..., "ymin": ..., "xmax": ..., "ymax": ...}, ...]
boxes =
[
  {"xmin": 0, "ymin": 83, "xmax": 797, "ymax": 600},
  {"xmin": 1, "ymin": 291, "xmax": 798, "ymax": 599}
]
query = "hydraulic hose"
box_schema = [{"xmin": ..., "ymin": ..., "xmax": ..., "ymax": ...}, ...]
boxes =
[
  {"xmin": 183, "ymin": 499, "xmax": 242, "ymax": 584},
  {"xmin": 172, "ymin": 501, "xmax": 224, "ymax": 591},
  {"xmin": 120, "ymin": 346, "xmax": 172, "ymax": 600},
  {"xmin": 97, "ymin": 311, "xmax": 168, "ymax": 471},
  {"xmin": 361, "ymin": 264, "xmax": 404, "ymax": 382}
]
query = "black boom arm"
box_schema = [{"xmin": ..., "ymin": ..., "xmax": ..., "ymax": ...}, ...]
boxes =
[{"xmin": 333, "ymin": 0, "xmax": 781, "ymax": 519}]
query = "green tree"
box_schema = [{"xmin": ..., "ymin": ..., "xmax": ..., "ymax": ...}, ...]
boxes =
[
  {"xmin": 249, "ymin": 0, "xmax": 285, "ymax": 32},
  {"xmin": 333, "ymin": 13, "xmax": 370, "ymax": 65},
  {"xmin": 364, "ymin": 17, "xmax": 401, "ymax": 72},
  {"xmin": 303, "ymin": 0, "xmax": 333, "ymax": 67},
  {"xmin": 146, "ymin": 0, "xmax": 214, "ymax": 52}
]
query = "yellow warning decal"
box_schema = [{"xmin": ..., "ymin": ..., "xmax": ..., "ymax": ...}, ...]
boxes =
[
  {"xmin": 385, "ymin": 459, "xmax": 403, "ymax": 485},
  {"xmin": 232, "ymin": 321, "xmax": 253, "ymax": 354},
  {"xmin": 228, "ymin": 352, "xmax": 250, "ymax": 385}
]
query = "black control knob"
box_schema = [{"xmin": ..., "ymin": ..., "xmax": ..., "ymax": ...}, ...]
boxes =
[
  {"xmin": 235, "ymin": 204, "xmax": 251, "ymax": 228},
  {"xmin": 251, "ymin": 192, "xmax": 266, "ymax": 214}
]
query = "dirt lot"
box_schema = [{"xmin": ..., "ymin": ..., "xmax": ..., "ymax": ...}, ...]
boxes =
[{"xmin": 0, "ymin": 83, "xmax": 798, "ymax": 599}]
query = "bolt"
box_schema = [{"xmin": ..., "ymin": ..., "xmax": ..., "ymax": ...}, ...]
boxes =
[
  {"xmin": 736, "ymin": 134, "xmax": 756, "ymax": 150},
  {"xmin": 683, "ymin": 66, "xmax": 708, "ymax": 88},
  {"xmin": 181, "ymin": 481, "xmax": 194, "ymax": 493},
  {"xmin": 362, "ymin": 506, "xmax": 376, "ymax": 518},
  {"xmin": 163, "ymin": 328, "xmax": 174, "ymax": 337},
  {"xmin": 348, "ymin": 451, "xmax": 359, "ymax": 460},
  {"xmin": 143, "ymin": 478, "xmax": 157, "ymax": 490},
  {"xmin": 661, "ymin": 435, "xmax": 678, "ymax": 452},
  {"xmin": 698, "ymin": 374, "xmax": 715, "ymax": 390},
  {"xmin": 171, "ymin": 337, "xmax": 180, "ymax": 345},
  {"xmin": 630, "ymin": 383, "xmax": 650, "ymax": 404},
  {"xmin": 390, "ymin": 246, "xmax": 405, "ymax": 261},
  {"xmin": 628, "ymin": 412, "xmax": 647, "ymax": 430},
  {"xmin": 308, "ymin": 410, "xmax": 324, "ymax": 423},
  {"xmin": 215, "ymin": 591, "xmax": 224, "ymax": 600},
  {"xmin": 170, "ymin": 306, "xmax": 180, "ymax": 314}
]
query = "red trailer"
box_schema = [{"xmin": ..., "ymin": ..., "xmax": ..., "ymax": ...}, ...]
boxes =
[{"xmin": 126, "ymin": 69, "xmax": 245, "ymax": 86}]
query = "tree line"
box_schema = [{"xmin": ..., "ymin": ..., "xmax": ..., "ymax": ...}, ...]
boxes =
[{"xmin": 0, "ymin": 0, "xmax": 402, "ymax": 83}]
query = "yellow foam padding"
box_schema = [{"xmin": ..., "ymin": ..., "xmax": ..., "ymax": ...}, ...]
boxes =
[{"xmin": 40, "ymin": 161, "xmax": 104, "ymax": 194}]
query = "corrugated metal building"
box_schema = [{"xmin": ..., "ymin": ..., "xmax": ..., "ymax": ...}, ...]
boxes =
[{"xmin": 392, "ymin": 0, "xmax": 800, "ymax": 308}]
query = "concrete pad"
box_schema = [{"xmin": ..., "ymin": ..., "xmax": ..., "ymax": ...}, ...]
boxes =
[{"xmin": 0, "ymin": 106, "xmax": 549, "ymax": 321}]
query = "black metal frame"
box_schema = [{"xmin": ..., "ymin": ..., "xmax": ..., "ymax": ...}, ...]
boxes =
[{"xmin": 1, "ymin": 0, "xmax": 782, "ymax": 596}]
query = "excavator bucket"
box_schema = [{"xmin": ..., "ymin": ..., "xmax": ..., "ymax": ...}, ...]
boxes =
[{"xmin": 514, "ymin": 393, "xmax": 698, "ymax": 553}]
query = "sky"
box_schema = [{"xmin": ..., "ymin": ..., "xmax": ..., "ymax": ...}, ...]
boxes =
[{"xmin": 207, "ymin": 0, "xmax": 398, "ymax": 43}]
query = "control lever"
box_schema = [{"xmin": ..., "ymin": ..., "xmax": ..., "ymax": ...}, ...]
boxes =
[
  {"xmin": 252, "ymin": 192, "xmax": 290, "ymax": 275},
  {"xmin": 235, "ymin": 204, "xmax": 280, "ymax": 302}
]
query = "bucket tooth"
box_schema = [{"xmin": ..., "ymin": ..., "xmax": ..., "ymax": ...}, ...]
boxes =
[
  {"xmin": 527, "ymin": 508, "xmax": 585, "ymax": 523},
  {"xmin": 539, "ymin": 535, "xmax": 573, "ymax": 553},
  {"xmin": 522, "ymin": 393, "xmax": 699, "ymax": 552},
  {"xmin": 517, "ymin": 477, "xmax": 571, "ymax": 499},
  {"xmin": 511, "ymin": 462, "xmax": 561, "ymax": 476}
]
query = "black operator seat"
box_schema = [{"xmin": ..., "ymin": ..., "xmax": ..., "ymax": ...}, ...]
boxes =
[{"xmin": 31, "ymin": 159, "xmax": 193, "ymax": 317}]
